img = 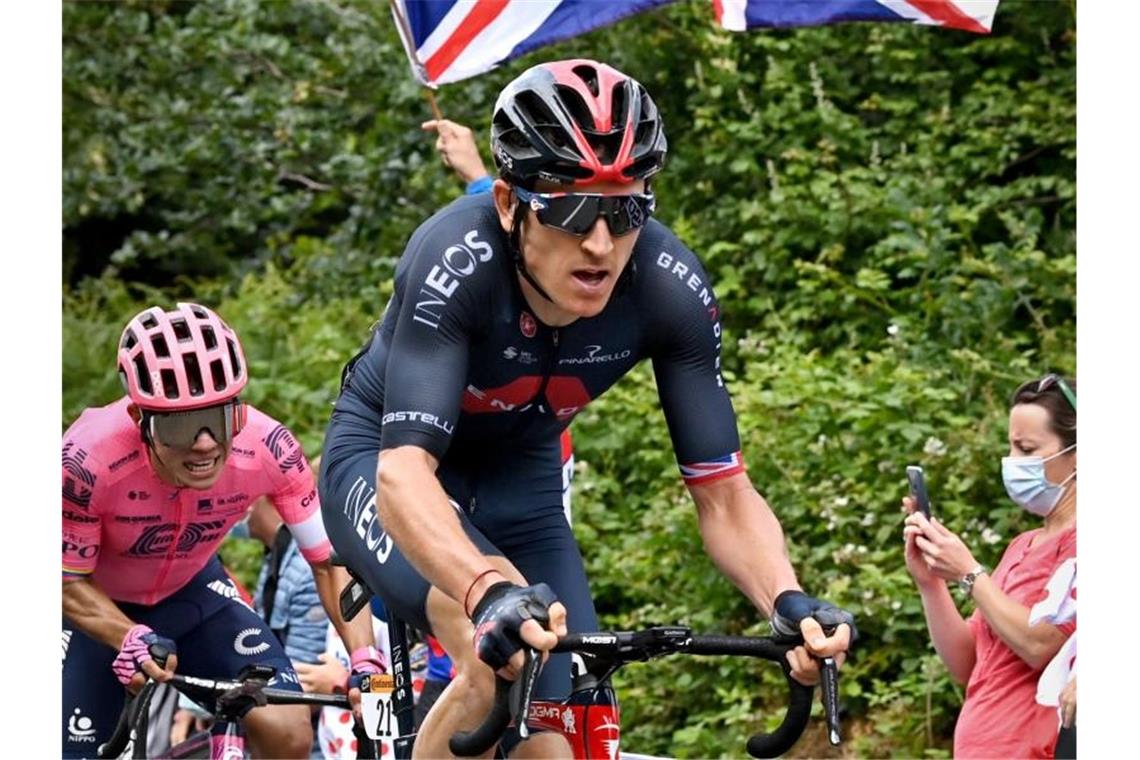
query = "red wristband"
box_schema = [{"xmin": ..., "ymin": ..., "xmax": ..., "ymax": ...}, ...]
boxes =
[{"xmin": 463, "ymin": 568, "xmax": 501, "ymax": 618}]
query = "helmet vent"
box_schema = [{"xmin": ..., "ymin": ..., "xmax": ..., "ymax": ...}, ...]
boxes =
[
  {"xmin": 571, "ymin": 64, "xmax": 600, "ymax": 97},
  {"xmin": 201, "ymin": 325, "xmax": 217, "ymax": 351},
  {"xmin": 182, "ymin": 353, "xmax": 204, "ymax": 397},
  {"xmin": 140, "ymin": 312, "xmax": 159, "ymax": 330},
  {"xmin": 161, "ymin": 369, "xmax": 179, "ymax": 400},
  {"xmin": 515, "ymin": 91, "xmax": 561, "ymax": 133},
  {"xmin": 151, "ymin": 335, "xmax": 170, "ymax": 359},
  {"xmin": 227, "ymin": 339, "xmax": 243, "ymax": 378},
  {"xmin": 210, "ymin": 359, "xmax": 227, "ymax": 392},
  {"xmin": 555, "ymin": 85, "xmax": 595, "ymax": 132},
  {"xmin": 122, "ymin": 329, "xmax": 138, "ymax": 351},
  {"xmin": 171, "ymin": 318, "xmax": 192, "ymax": 343},
  {"xmin": 133, "ymin": 355, "xmax": 153, "ymax": 395},
  {"xmin": 189, "ymin": 304, "xmax": 209, "ymax": 319},
  {"xmin": 609, "ymin": 84, "xmax": 629, "ymax": 131}
]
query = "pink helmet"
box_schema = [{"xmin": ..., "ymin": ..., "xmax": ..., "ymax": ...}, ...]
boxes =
[{"xmin": 117, "ymin": 303, "xmax": 248, "ymax": 410}]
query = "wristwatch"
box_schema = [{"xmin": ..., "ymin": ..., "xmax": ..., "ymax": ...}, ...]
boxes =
[{"xmin": 958, "ymin": 565, "xmax": 988, "ymax": 597}]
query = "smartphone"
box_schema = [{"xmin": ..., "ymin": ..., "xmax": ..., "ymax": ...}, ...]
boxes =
[{"xmin": 906, "ymin": 465, "xmax": 932, "ymax": 519}]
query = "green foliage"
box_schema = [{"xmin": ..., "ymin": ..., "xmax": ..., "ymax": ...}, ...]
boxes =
[{"xmin": 63, "ymin": 1, "xmax": 1074, "ymax": 756}]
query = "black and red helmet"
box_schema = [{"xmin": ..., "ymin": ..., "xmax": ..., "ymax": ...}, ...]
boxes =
[{"xmin": 491, "ymin": 59, "xmax": 667, "ymax": 188}]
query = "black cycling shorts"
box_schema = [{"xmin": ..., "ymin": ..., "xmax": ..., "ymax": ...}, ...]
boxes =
[{"xmin": 319, "ymin": 405, "xmax": 598, "ymax": 703}]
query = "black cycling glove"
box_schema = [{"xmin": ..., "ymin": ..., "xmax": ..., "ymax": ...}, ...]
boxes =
[
  {"xmin": 770, "ymin": 590, "xmax": 858, "ymax": 645},
  {"xmin": 470, "ymin": 581, "xmax": 558, "ymax": 671}
]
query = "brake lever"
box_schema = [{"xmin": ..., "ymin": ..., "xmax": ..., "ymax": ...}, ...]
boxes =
[
  {"xmin": 819, "ymin": 656, "xmax": 842, "ymax": 745},
  {"xmin": 513, "ymin": 648, "xmax": 542, "ymax": 740}
]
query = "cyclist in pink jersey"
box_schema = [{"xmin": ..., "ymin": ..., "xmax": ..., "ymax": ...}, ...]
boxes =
[{"xmin": 62, "ymin": 303, "xmax": 380, "ymax": 759}]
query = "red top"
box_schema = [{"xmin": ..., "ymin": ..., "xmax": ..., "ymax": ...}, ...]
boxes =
[{"xmin": 954, "ymin": 525, "xmax": 1077, "ymax": 759}]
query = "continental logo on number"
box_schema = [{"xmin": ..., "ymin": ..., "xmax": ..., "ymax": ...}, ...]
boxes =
[
  {"xmin": 367, "ymin": 674, "xmax": 395, "ymax": 692},
  {"xmin": 62, "ymin": 441, "xmax": 97, "ymax": 509},
  {"xmin": 264, "ymin": 425, "xmax": 305, "ymax": 474}
]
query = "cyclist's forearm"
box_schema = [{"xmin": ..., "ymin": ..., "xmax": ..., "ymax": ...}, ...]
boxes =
[
  {"xmin": 62, "ymin": 578, "xmax": 136, "ymax": 649},
  {"xmin": 916, "ymin": 581, "xmax": 976, "ymax": 683},
  {"xmin": 691, "ymin": 476, "xmax": 800, "ymax": 616},
  {"xmin": 377, "ymin": 446, "xmax": 503, "ymax": 608},
  {"xmin": 310, "ymin": 561, "xmax": 375, "ymax": 652}
]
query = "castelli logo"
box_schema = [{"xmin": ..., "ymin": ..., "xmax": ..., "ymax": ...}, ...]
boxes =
[{"xmin": 520, "ymin": 312, "xmax": 537, "ymax": 338}]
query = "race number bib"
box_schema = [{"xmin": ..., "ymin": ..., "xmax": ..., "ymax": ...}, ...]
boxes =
[{"xmin": 360, "ymin": 673, "xmax": 397, "ymax": 751}]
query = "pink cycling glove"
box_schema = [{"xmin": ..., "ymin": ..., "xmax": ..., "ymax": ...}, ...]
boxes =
[
  {"xmin": 112, "ymin": 624, "xmax": 176, "ymax": 686},
  {"xmin": 345, "ymin": 645, "xmax": 386, "ymax": 692}
]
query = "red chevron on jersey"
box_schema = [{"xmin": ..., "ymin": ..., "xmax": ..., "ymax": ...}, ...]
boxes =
[
  {"xmin": 545, "ymin": 377, "xmax": 592, "ymax": 421},
  {"xmin": 462, "ymin": 377, "xmax": 543, "ymax": 413}
]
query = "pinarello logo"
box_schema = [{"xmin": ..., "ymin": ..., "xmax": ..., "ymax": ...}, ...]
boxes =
[{"xmin": 520, "ymin": 312, "xmax": 536, "ymax": 338}]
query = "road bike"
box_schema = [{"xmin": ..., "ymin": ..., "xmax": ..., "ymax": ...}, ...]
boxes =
[
  {"xmin": 337, "ymin": 559, "xmax": 842, "ymax": 758},
  {"xmin": 96, "ymin": 658, "xmax": 376, "ymax": 759}
]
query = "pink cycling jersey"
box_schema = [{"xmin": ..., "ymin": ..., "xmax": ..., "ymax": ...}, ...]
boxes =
[{"xmin": 62, "ymin": 397, "xmax": 331, "ymax": 605}]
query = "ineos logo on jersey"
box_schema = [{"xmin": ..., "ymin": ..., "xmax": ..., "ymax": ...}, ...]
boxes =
[
  {"xmin": 558, "ymin": 345, "xmax": 632, "ymax": 366},
  {"xmin": 414, "ymin": 229, "xmax": 493, "ymax": 329},
  {"xmin": 234, "ymin": 627, "xmax": 271, "ymax": 655},
  {"xmin": 342, "ymin": 477, "xmax": 394, "ymax": 564}
]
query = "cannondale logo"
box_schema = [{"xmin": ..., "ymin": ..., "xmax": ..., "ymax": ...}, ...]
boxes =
[
  {"xmin": 234, "ymin": 628, "xmax": 270, "ymax": 656},
  {"xmin": 68, "ymin": 708, "xmax": 97, "ymax": 742}
]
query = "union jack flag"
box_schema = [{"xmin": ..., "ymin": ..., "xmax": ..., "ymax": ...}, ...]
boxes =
[
  {"xmin": 680, "ymin": 451, "xmax": 746, "ymax": 485},
  {"xmin": 713, "ymin": 0, "xmax": 1000, "ymax": 34},
  {"xmin": 391, "ymin": 0, "xmax": 677, "ymax": 87}
]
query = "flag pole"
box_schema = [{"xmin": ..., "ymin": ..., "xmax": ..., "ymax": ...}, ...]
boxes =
[{"xmin": 388, "ymin": 0, "xmax": 444, "ymax": 120}]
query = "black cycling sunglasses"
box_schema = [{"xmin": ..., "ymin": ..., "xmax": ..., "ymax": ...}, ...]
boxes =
[
  {"xmin": 1036, "ymin": 374, "xmax": 1077, "ymax": 411},
  {"xmin": 514, "ymin": 187, "xmax": 655, "ymax": 237}
]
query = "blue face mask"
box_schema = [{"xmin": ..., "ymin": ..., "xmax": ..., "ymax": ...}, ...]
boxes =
[{"xmin": 1001, "ymin": 443, "xmax": 1076, "ymax": 516}]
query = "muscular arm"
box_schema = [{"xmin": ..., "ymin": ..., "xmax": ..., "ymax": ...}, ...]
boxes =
[
  {"xmin": 914, "ymin": 581, "xmax": 976, "ymax": 684},
  {"xmin": 377, "ymin": 446, "xmax": 503, "ymax": 610},
  {"xmin": 970, "ymin": 574, "xmax": 1070, "ymax": 670},
  {"xmin": 687, "ymin": 473, "xmax": 800, "ymax": 616},
  {"xmin": 62, "ymin": 578, "xmax": 137, "ymax": 650}
]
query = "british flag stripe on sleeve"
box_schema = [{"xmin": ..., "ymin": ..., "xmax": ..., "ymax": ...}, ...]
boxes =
[{"xmin": 680, "ymin": 451, "xmax": 746, "ymax": 485}]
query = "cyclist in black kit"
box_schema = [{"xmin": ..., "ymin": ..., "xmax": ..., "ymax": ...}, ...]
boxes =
[{"xmin": 320, "ymin": 59, "xmax": 856, "ymax": 758}]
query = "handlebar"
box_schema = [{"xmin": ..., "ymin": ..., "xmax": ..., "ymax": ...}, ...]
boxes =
[
  {"xmin": 97, "ymin": 667, "xmax": 354, "ymax": 759},
  {"xmin": 448, "ymin": 627, "xmax": 819, "ymax": 758}
]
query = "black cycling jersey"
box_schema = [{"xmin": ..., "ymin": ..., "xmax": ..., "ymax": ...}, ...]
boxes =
[{"xmin": 334, "ymin": 192, "xmax": 744, "ymax": 486}]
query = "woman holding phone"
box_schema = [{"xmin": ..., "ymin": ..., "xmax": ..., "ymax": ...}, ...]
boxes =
[{"xmin": 902, "ymin": 375, "xmax": 1076, "ymax": 759}]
